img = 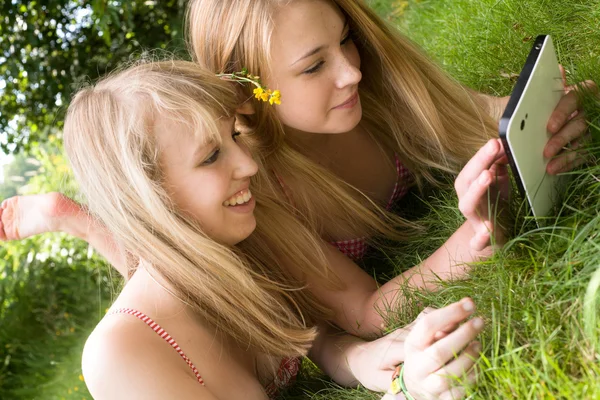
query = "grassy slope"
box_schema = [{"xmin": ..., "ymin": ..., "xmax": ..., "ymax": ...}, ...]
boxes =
[
  {"xmin": 391, "ymin": 1, "xmax": 600, "ymax": 398},
  {"xmin": 288, "ymin": 0, "xmax": 600, "ymax": 399}
]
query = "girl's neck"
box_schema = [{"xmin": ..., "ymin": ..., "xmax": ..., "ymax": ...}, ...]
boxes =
[{"xmin": 284, "ymin": 124, "xmax": 364, "ymax": 159}]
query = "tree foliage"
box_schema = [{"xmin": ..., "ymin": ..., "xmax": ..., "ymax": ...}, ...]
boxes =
[{"xmin": 0, "ymin": 0, "xmax": 188, "ymax": 154}]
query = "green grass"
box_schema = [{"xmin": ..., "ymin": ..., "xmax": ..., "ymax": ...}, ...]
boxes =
[{"xmin": 3, "ymin": 0, "xmax": 600, "ymax": 399}]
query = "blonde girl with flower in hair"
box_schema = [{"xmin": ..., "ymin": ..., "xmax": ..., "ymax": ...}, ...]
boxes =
[
  {"xmin": 0, "ymin": 60, "xmax": 486, "ymax": 399},
  {"xmin": 182, "ymin": 0, "xmax": 593, "ymax": 331}
]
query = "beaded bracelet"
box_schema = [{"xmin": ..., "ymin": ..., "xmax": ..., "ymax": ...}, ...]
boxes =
[{"xmin": 390, "ymin": 364, "xmax": 415, "ymax": 400}]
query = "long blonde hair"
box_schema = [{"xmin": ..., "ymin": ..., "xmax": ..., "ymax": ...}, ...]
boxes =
[
  {"xmin": 63, "ymin": 59, "xmax": 335, "ymax": 357},
  {"xmin": 186, "ymin": 0, "xmax": 498, "ymax": 241}
]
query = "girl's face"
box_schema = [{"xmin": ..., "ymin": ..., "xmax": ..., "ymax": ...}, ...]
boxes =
[
  {"xmin": 156, "ymin": 116, "xmax": 259, "ymax": 246},
  {"xmin": 267, "ymin": 0, "xmax": 362, "ymax": 135}
]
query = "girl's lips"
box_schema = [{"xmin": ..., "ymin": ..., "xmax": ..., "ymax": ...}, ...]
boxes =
[
  {"xmin": 225, "ymin": 195, "xmax": 256, "ymax": 214},
  {"xmin": 223, "ymin": 188, "xmax": 252, "ymax": 207},
  {"xmin": 333, "ymin": 91, "xmax": 359, "ymax": 109}
]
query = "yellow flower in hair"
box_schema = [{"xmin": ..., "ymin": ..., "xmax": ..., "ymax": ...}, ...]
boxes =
[
  {"xmin": 269, "ymin": 90, "xmax": 281, "ymax": 105},
  {"xmin": 261, "ymin": 89, "xmax": 272, "ymax": 102},
  {"xmin": 253, "ymin": 87, "xmax": 264, "ymax": 99},
  {"xmin": 217, "ymin": 69, "xmax": 281, "ymax": 106}
]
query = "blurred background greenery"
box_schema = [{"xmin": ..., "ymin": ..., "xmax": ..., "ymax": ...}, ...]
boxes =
[{"xmin": 0, "ymin": 1, "xmax": 185, "ymax": 398}]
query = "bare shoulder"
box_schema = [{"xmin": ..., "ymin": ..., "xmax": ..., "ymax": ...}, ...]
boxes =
[{"xmin": 82, "ymin": 313, "xmax": 217, "ymax": 400}]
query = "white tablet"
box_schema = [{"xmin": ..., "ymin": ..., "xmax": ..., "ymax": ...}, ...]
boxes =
[{"xmin": 499, "ymin": 35, "xmax": 567, "ymax": 222}]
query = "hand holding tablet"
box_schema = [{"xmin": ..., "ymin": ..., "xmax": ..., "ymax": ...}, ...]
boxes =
[{"xmin": 499, "ymin": 35, "xmax": 591, "ymax": 222}]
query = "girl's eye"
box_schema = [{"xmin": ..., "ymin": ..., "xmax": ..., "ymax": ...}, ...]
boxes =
[
  {"xmin": 232, "ymin": 131, "xmax": 242, "ymax": 142},
  {"xmin": 303, "ymin": 61, "xmax": 325, "ymax": 75},
  {"xmin": 201, "ymin": 149, "xmax": 220, "ymax": 166}
]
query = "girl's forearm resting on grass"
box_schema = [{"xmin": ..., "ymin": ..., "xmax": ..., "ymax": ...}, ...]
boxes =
[
  {"xmin": 308, "ymin": 324, "xmax": 407, "ymax": 392},
  {"xmin": 308, "ymin": 325, "xmax": 364, "ymax": 388},
  {"xmin": 364, "ymin": 221, "xmax": 497, "ymax": 329},
  {"xmin": 309, "ymin": 226, "xmax": 498, "ymax": 339}
]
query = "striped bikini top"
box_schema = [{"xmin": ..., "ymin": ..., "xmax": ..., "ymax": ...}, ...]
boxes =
[
  {"xmin": 277, "ymin": 154, "xmax": 411, "ymax": 260},
  {"xmin": 108, "ymin": 308, "xmax": 300, "ymax": 399},
  {"xmin": 331, "ymin": 155, "xmax": 411, "ymax": 259}
]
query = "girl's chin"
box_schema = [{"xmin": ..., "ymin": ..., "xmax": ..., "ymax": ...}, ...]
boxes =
[{"xmin": 226, "ymin": 217, "xmax": 257, "ymax": 246}]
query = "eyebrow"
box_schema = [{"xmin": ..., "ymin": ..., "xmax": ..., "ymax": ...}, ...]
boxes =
[
  {"xmin": 289, "ymin": 20, "xmax": 349, "ymax": 67},
  {"xmin": 190, "ymin": 117, "xmax": 234, "ymax": 162},
  {"xmin": 290, "ymin": 46, "xmax": 325, "ymax": 67},
  {"xmin": 190, "ymin": 140, "xmax": 214, "ymax": 164}
]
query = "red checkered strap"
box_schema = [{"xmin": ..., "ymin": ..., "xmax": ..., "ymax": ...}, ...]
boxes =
[
  {"xmin": 264, "ymin": 357, "xmax": 301, "ymax": 399},
  {"xmin": 107, "ymin": 308, "xmax": 300, "ymax": 398},
  {"xmin": 331, "ymin": 154, "xmax": 411, "ymax": 259},
  {"xmin": 108, "ymin": 308, "xmax": 205, "ymax": 386},
  {"xmin": 276, "ymin": 155, "xmax": 411, "ymax": 260}
]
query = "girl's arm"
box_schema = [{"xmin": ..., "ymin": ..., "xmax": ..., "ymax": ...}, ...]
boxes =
[
  {"xmin": 469, "ymin": 89, "xmax": 509, "ymax": 123},
  {"xmin": 369, "ymin": 140, "xmax": 509, "ymax": 334},
  {"xmin": 0, "ymin": 193, "xmax": 130, "ymax": 277},
  {"xmin": 309, "ymin": 299, "xmax": 483, "ymax": 399},
  {"xmin": 299, "ymin": 141, "xmax": 508, "ymax": 338}
]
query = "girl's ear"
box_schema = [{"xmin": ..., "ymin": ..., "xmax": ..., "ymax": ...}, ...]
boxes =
[
  {"xmin": 234, "ymin": 84, "xmax": 256, "ymax": 115},
  {"xmin": 236, "ymin": 100, "xmax": 256, "ymax": 115}
]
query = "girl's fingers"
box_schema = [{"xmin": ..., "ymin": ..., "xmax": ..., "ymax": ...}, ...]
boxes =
[
  {"xmin": 458, "ymin": 170, "xmax": 493, "ymax": 222},
  {"xmin": 418, "ymin": 307, "xmax": 437, "ymax": 317},
  {"xmin": 401, "ymin": 307, "xmax": 435, "ymax": 331},
  {"xmin": 547, "ymin": 141, "xmax": 588, "ymax": 174},
  {"xmin": 432, "ymin": 341, "xmax": 481, "ymax": 380},
  {"xmin": 488, "ymin": 156, "xmax": 509, "ymax": 177},
  {"xmin": 419, "ymin": 361, "xmax": 477, "ymax": 400},
  {"xmin": 559, "ymin": 65, "xmax": 568, "ymax": 90},
  {"xmin": 440, "ymin": 388, "xmax": 467, "ymax": 400},
  {"xmin": 547, "ymin": 90, "xmax": 581, "ymax": 134},
  {"xmin": 438, "ymin": 368, "xmax": 478, "ymax": 400},
  {"xmin": 455, "ymin": 139, "xmax": 501, "ymax": 195},
  {"xmin": 544, "ymin": 114, "xmax": 588, "ymax": 158},
  {"xmin": 434, "ymin": 322, "xmax": 461, "ymax": 341},
  {"xmin": 572, "ymin": 80, "xmax": 599, "ymax": 94},
  {"xmin": 406, "ymin": 298, "xmax": 476, "ymax": 351},
  {"xmin": 470, "ymin": 231, "xmax": 491, "ymax": 252},
  {"xmin": 418, "ymin": 317, "xmax": 484, "ymax": 376}
]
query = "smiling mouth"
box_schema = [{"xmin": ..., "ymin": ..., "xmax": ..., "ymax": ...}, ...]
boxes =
[
  {"xmin": 333, "ymin": 91, "xmax": 359, "ymax": 109},
  {"xmin": 223, "ymin": 189, "xmax": 253, "ymax": 207}
]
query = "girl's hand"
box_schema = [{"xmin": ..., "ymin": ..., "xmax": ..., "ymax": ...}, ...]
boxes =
[
  {"xmin": 400, "ymin": 298, "xmax": 483, "ymax": 400},
  {"xmin": 455, "ymin": 139, "xmax": 510, "ymax": 251},
  {"xmin": 544, "ymin": 66, "xmax": 595, "ymax": 175},
  {"xmin": 350, "ymin": 307, "xmax": 460, "ymax": 392},
  {"xmin": 0, "ymin": 192, "xmax": 81, "ymax": 241},
  {"xmin": 348, "ymin": 312, "xmax": 420, "ymax": 392}
]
